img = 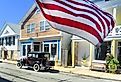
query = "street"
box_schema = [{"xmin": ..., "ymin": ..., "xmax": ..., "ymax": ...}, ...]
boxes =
[{"xmin": 0, "ymin": 63, "xmax": 120, "ymax": 82}]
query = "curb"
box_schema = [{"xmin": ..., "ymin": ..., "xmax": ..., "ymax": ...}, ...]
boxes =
[{"xmin": 57, "ymin": 69, "xmax": 121, "ymax": 81}]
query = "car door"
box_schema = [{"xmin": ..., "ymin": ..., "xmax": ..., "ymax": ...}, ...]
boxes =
[{"xmin": 27, "ymin": 53, "xmax": 36, "ymax": 66}]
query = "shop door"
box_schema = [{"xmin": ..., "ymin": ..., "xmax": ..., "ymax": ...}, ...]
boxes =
[
  {"xmin": 44, "ymin": 44, "xmax": 49, "ymax": 52},
  {"xmin": 4, "ymin": 50, "xmax": 8, "ymax": 59},
  {"xmin": 22, "ymin": 45, "xmax": 26, "ymax": 56},
  {"xmin": 51, "ymin": 44, "xmax": 57, "ymax": 60},
  {"xmin": 22, "ymin": 45, "xmax": 31, "ymax": 56},
  {"xmin": 27, "ymin": 45, "xmax": 31, "ymax": 53},
  {"xmin": 34, "ymin": 45, "xmax": 40, "ymax": 51}
]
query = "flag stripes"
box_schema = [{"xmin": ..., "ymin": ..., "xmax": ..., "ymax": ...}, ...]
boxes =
[{"xmin": 36, "ymin": 0, "xmax": 115, "ymax": 46}]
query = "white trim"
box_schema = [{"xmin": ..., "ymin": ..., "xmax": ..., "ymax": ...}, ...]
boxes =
[
  {"xmin": 19, "ymin": 34, "xmax": 62, "ymax": 41},
  {"xmin": 40, "ymin": 19, "xmax": 50, "ymax": 32},
  {"xmin": 43, "ymin": 41, "xmax": 58, "ymax": 61},
  {"xmin": 92, "ymin": 60, "xmax": 106, "ymax": 64},
  {"xmin": 26, "ymin": 23, "xmax": 35, "ymax": 33},
  {"xmin": 113, "ymin": 7, "xmax": 117, "ymax": 20},
  {"xmin": 21, "ymin": 43, "xmax": 32, "ymax": 56}
]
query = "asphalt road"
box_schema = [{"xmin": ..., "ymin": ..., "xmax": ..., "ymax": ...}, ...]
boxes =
[{"xmin": 0, "ymin": 63, "xmax": 120, "ymax": 82}]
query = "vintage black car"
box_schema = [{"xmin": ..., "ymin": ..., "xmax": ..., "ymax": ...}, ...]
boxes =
[{"xmin": 16, "ymin": 52, "xmax": 53, "ymax": 72}]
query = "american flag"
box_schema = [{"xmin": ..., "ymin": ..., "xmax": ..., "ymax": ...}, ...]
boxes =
[{"xmin": 35, "ymin": 0, "xmax": 115, "ymax": 46}]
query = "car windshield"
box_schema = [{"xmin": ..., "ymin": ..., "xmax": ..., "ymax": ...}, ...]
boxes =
[
  {"xmin": 28, "ymin": 53, "xmax": 50, "ymax": 59},
  {"xmin": 28, "ymin": 53, "xmax": 38, "ymax": 58}
]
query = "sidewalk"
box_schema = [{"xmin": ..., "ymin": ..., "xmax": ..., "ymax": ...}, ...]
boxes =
[
  {"xmin": 1, "ymin": 59, "xmax": 121, "ymax": 81},
  {"xmin": 54, "ymin": 66, "xmax": 121, "ymax": 81},
  {"xmin": 0, "ymin": 59, "xmax": 17, "ymax": 65}
]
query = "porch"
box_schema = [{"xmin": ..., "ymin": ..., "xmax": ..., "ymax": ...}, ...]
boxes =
[{"xmin": 71, "ymin": 35, "xmax": 121, "ymax": 72}]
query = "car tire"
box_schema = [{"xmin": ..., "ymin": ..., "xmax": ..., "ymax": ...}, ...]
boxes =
[
  {"xmin": 33, "ymin": 64, "xmax": 40, "ymax": 72},
  {"xmin": 16, "ymin": 62, "xmax": 22, "ymax": 69}
]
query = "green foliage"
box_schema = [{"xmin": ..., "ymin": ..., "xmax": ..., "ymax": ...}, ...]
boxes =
[
  {"xmin": 106, "ymin": 54, "xmax": 114, "ymax": 65},
  {"xmin": 106, "ymin": 54, "xmax": 119, "ymax": 73}
]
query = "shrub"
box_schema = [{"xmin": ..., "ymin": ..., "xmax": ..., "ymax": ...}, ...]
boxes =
[{"xmin": 106, "ymin": 54, "xmax": 119, "ymax": 73}]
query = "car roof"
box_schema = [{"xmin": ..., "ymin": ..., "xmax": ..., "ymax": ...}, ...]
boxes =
[{"xmin": 28, "ymin": 52, "xmax": 50, "ymax": 54}]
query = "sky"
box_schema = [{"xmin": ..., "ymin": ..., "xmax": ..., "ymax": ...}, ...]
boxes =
[{"xmin": 0, "ymin": 0, "xmax": 35, "ymax": 29}]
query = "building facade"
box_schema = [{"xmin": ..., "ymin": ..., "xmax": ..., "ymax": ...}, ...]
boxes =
[
  {"xmin": 19, "ymin": 4, "xmax": 71, "ymax": 66},
  {"xmin": 90, "ymin": 0, "xmax": 121, "ymax": 70},
  {"xmin": 71, "ymin": 0, "xmax": 121, "ymax": 69},
  {"xmin": 0, "ymin": 23, "xmax": 20, "ymax": 60}
]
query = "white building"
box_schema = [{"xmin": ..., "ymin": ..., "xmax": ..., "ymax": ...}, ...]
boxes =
[{"xmin": 0, "ymin": 22, "xmax": 20, "ymax": 60}]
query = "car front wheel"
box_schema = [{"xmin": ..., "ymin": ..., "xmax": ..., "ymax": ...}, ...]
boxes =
[
  {"xmin": 16, "ymin": 62, "xmax": 22, "ymax": 69},
  {"xmin": 33, "ymin": 64, "xmax": 40, "ymax": 72}
]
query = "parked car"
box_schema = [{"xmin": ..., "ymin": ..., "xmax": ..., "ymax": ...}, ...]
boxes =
[{"xmin": 16, "ymin": 52, "xmax": 54, "ymax": 72}]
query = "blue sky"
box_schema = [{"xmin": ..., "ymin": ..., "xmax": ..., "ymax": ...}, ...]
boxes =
[{"xmin": 0, "ymin": 0, "xmax": 35, "ymax": 29}]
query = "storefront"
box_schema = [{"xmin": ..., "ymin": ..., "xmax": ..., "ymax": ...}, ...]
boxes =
[
  {"xmin": 71, "ymin": 25, "xmax": 121, "ymax": 70},
  {"xmin": 71, "ymin": 36, "xmax": 91, "ymax": 67},
  {"xmin": 91, "ymin": 25, "xmax": 121, "ymax": 70},
  {"xmin": 20, "ymin": 39, "xmax": 61, "ymax": 62},
  {"xmin": 42, "ymin": 40, "xmax": 60, "ymax": 61}
]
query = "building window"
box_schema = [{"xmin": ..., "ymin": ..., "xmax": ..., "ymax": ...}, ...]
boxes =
[
  {"xmin": 40, "ymin": 21, "xmax": 44, "ymax": 31},
  {"xmin": 33, "ymin": 42, "xmax": 40, "ymax": 51},
  {"xmin": 7, "ymin": 37, "xmax": 9, "ymax": 46},
  {"xmin": 27, "ymin": 23, "xmax": 35, "ymax": 33},
  {"xmin": 2, "ymin": 38, "xmax": 4, "ymax": 46},
  {"xmin": 13, "ymin": 36, "xmax": 15, "ymax": 45},
  {"xmin": 0, "ymin": 38, "xmax": 2, "ymax": 45},
  {"xmin": 34, "ymin": 45, "xmax": 40, "ymax": 51},
  {"xmin": 40, "ymin": 20, "xmax": 50, "ymax": 31},
  {"xmin": 27, "ymin": 25, "xmax": 30, "ymax": 33},
  {"xmin": 3, "ymin": 36, "xmax": 15, "ymax": 46},
  {"xmin": 44, "ymin": 44, "xmax": 49, "ymax": 52},
  {"xmin": 8, "ymin": 37, "xmax": 11, "ymax": 46},
  {"xmin": 5, "ymin": 37, "xmax": 10, "ymax": 46},
  {"xmin": 5, "ymin": 37, "xmax": 7, "ymax": 46},
  {"xmin": 95, "ymin": 42, "xmax": 111, "ymax": 60}
]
